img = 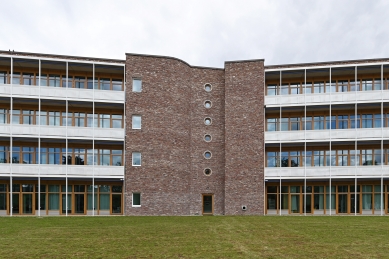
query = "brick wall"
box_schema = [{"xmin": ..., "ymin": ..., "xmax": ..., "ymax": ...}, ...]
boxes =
[
  {"xmin": 125, "ymin": 54, "xmax": 265, "ymax": 215},
  {"xmin": 224, "ymin": 60, "xmax": 265, "ymax": 215}
]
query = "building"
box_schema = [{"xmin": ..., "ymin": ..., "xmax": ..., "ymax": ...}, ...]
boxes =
[{"xmin": 0, "ymin": 50, "xmax": 388, "ymax": 216}]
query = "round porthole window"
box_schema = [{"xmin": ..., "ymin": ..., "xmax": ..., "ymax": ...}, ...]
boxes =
[
  {"xmin": 204, "ymin": 151, "xmax": 212, "ymax": 159},
  {"xmin": 204, "ymin": 84, "xmax": 212, "ymax": 92},
  {"xmin": 204, "ymin": 118, "xmax": 212, "ymax": 125},
  {"xmin": 204, "ymin": 101, "xmax": 212, "ymax": 109},
  {"xmin": 204, "ymin": 134, "xmax": 212, "ymax": 142},
  {"xmin": 204, "ymin": 168, "xmax": 212, "ymax": 176}
]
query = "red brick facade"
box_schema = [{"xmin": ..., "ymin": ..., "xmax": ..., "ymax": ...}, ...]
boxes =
[{"xmin": 125, "ymin": 54, "xmax": 265, "ymax": 215}]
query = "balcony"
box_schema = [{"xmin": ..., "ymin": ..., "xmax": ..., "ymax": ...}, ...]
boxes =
[
  {"xmin": 0, "ymin": 124, "xmax": 124, "ymax": 140},
  {"xmin": 265, "ymin": 128, "xmax": 387, "ymax": 143},
  {"xmin": 0, "ymin": 164, "xmax": 124, "ymax": 178},
  {"xmin": 265, "ymin": 166, "xmax": 387, "ymax": 179},
  {"xmin": 0, "ymin": 83, "xmax": 125, "ymax": 103},
  {"xmin": 265, "ymin": 90, "xmax": 388, "ymax": 107}
]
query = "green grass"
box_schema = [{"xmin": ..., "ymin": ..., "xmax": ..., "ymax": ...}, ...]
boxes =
[{"xmin": 0, "ymin": 216, "xmax": 388, "ymax": 258}]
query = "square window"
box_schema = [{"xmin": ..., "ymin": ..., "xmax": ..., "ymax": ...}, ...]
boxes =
[
  {"xmin": 132, "ymin": 115, "xmax": 141, "ymax": 129},
  {"xmin": 132, "ymin": 152, "xmax": 141, "ymax": 166},
  {"xmin": 132, "ymin": 78, "xmax": 142, "ymax": 92},
  {"xmin": 132, "ymin": 193, "xmax": 141, "ymax": 207}
]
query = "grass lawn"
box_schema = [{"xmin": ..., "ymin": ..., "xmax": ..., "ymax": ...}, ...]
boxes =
[{"xmin": 0, "ymin": 216, "xmax": 388, "ymax": 258}]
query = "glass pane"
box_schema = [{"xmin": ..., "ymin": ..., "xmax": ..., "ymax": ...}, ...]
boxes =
[
  {"xmin": 0, "ymin": 193, "xmax": 6, "ymax": 210},
  {"xmin": 22, "ymin": 194, "xmax": 33, "ymax": 214},
  {"xmin": 133, "ymin": 193, "xmax": 141, "ymax": 206},
  {"xmin": 267, "ymin": 194, "xmax": 277, "ymax": 209},
  {"xmin": 75, "ymin": 194, "xmax": 84, "ymax": 213},
  {"xmin": 291, "ymin": 195, "xmax": 300, "ymax": 213},
  {"xmin": 48, "ymin": 193, "xmax": 59, "ymax": 210},
  {"xmin": 112, "ymin": 186, "xmax": 122, "ymax": 193},
  {"xmin": 112, "ymin": 194, "xmax": 122, "ymax": 213},
  {"xmin": 62, "ymin": 194, "xmax": 71, "ymax": 213},
  {"xmin": 132, "ymin": 79, "xmax": 142, "ymax": 92},
  {"xmin": 87, "ymin": 193, "xmax": 97, "ymax": 210},
  {"xmin": 99, "ymin": 194, "xmax": 110, "ymax": 210}
]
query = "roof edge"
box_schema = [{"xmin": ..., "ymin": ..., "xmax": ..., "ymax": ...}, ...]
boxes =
[
  {"xmin": 225, "ymin": 58, "xmax": 265, "ymax": 64},
  {"xmin": 0, "ymin": 50, "xmax": 125, "ymax": 63},
  {"xmin": 125, "ymin": 53, "xmax": 224, "ymax": 70},
  {"xmin": 265, "ymin": 57, "xmax": 389, "ymax": 69}
]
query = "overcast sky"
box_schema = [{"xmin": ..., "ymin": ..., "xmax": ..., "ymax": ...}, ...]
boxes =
[{"xmin": 1, "ymin": 0, "xmax": 388, "ymax": 68}]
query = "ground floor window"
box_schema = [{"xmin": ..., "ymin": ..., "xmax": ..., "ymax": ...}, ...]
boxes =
[
  {"xmin": 266, "ymin": 181, "xmax": 387, "ymax": 215},
  {"xmin": 0, "ymin": 180, "xmax": 123, "ymax": 216}
]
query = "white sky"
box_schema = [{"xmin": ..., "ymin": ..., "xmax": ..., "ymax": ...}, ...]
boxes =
[{"xmin": 1, "ymin": 0, "xmax": 388, "ymax": 68}]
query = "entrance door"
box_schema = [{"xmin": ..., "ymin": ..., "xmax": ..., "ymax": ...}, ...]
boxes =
[
  {"xmin": 202, "ymin": 195, "xmax": 213, "ymax": 214},
  {"xmin": 62, "ymin": 194, "xmax": 71, "ymax": 214},
  {"xmin": 111, "ymin": 194, "xmax": 122, "ymax": 214},
  {"xmin": 75, "ymin": 194, "xmax": 85, "ymax": 214},
  {"xmin": 338, "ymin": 194, "xmax": 347, "ymax": 213},
  {"xmin": 12, "ymin": 193, "xmax": 19, "ymax": 214},
  {"xmin": 22, "ymin": 194, "xmax": 33, "ymax": 214},
  {"xmin": 350, "ymin": 194, "xmax": 360, "ymax": 214}
]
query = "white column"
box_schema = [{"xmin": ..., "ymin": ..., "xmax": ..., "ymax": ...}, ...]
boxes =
[
  {"xmin": 329, "ymin": 67, "xmax": 332, "ymax": 216},
  {"xmin": 38, "ymin": 59, "xmax": 41, "ymax": 217},
  {"xmin": 92, "ymin": 63, "xmax": 95, "ymax": 216},
  {"xmin": 9, "ymin": 57, "xmax": 13, "ymax": 216},
  {"xmin": 304, "ymin": 69, "xmax": 307, "ymax": 216}
]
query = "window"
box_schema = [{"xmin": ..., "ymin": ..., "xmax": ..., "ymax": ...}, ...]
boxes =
[
  {"xmin": 100, "ymin": 78, "xmax": 111, "ymax": 90},
  {"xmin": 313, "ymin": 81, "xmax": 325, "ymax": 93},
  {"xmin": 267, "ymin": 84, "xmax": 277, "ymax": 95},
  {"xmin": 132, "ymin": 193, "xmax": 141, "ymax": 207},
  {"xmin": 0, "ymin": 109, "xmax": 7, "ymax": 124},
  {"xmin": 74, "ymin": 112, "xmax": 86, "ymax": 127},
  {"xmin": 204, "ymin": 118, "xmax": 212, "ymax": 125},
  {"xmin": 132, "ymin": 152, "xmax": 141, "ymax": 166},
  {"xmin": 267, "ymin": 152, "xmax": 279, "ymax": 167},
  {"xmin": 112, "ymin": 150, "xmax": 122, "ymax": 166},
  {"xmin": 12, "ymin": 110, "xmax": 20, "ymax": 124},
  {"xmin": 99, "ymin": 149, "xmax": 110, "ymax": 166},
  {"xmin": 204, "ymin": 168, "xmax": 212, "ymax": 176},
  {"xmin": 338, "ymin": 115, "xmax": 348, "ymax": 129},
  {"xmin": 337, "ymin": 80, "xmax": 348, "ymax": 92},
  {"xmin": 290, "ymin": 117, "xmax": 300, "ymax": 131},
  {"xmin": 361, "ymin": 79, "xmax": 373, "ymax": 91},
  {"xmin": 266, "ymin": 118, "xmax": 278, "ymax": 131},
  {"xmin": 204, "ymin": 151, "xmax": 212, "ymax": 159},
  {"xmin": 112, "ymin": 79, "xmax": 123, "ymax": 91},
  {"xmin": 204, "ymin": 101, "xmax": 212, "ymax": 108},
  {"xmin": 48, "ymin": 75, "xmax": 60, "ymax": 87},
  {"xmin": 12, "ymin": 72, "xmax": 21, "ymax": 85},
  {"xmin": 112, "ymin": 115, "xmax": 123, "ymax": 128},
  {"xmin": 0, "ymin": 71, "xmax": 7, "ymax": 84},
  {"xmin": 290, "ymin": 83, "xmax": 300, "ymax": 95},
  {"xmin": 132, "ymin": 115, "xmax": 141, "ymax": 129},
  {"xmin": 204, "ymin": 84, "xmax": 212, "ymax": 92},
  {"xmin": 326, "ymin": 116, "xmax": 336, "ymax": 129},
  {"xmin": 204, "ymin": 135, "xmax": 212, "ymax": 142},
  {"xmin": 99, "ymin": 114, "xmax": 110, "ymax": 128},
  {"xmin": 362, "ymin": 114, "xmax": 373, "ymax": 128},
  {"xmin": 280, "ymin": 84, "xmax": 289, "ymax": 95},
  {"xmin": 62, "ymin": 76, "xmax": 73, "ymax": 88},
  {"xmin": 280, "ymin": 118, "xmax": 288, "ymax": 131},
  {"xmin": 304, "ymin": 83, "xmax": 312, "ymax": 94},
  {"xmin": 314, "ymin": 116, "xmax": 324, "ymax": 130},
  {"xmin": 22, "ymin": 73, "xmax": 35, "ymax": 85},
  {"xmin": 22, "ymin": 110, "xmax": 34, "ymax": 125},
  {"xmin": 373, "ymin": 78, "xmax": 382, "ymax": 90},
  {"xmin": 49, "ymin": 111, "xmax": 61, "ymax": 126},
  {"xmin": 132, "ymin": 78, "xmax": 142, "ymax": 92},
  {"xmin": 75, "ymin": 76, "xmax": 85, "ymax": 88}
]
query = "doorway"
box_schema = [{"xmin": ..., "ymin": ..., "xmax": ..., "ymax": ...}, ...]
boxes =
[{"xmin": 202, "ymin": 194, "xmax": 213, "ymax": 215}]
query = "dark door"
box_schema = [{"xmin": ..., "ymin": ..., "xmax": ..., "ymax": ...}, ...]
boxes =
[{"xmin": 202, "ymin": 195, "xmax": 213, "ymax": 214}]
